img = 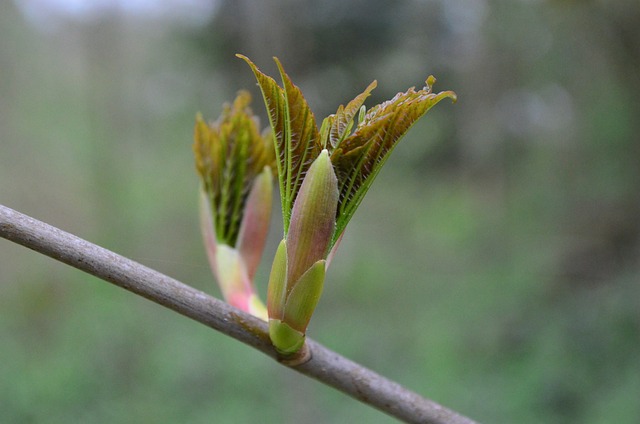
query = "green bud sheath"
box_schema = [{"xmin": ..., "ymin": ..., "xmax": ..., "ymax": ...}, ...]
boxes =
[
  {"xmin": 267, "ymin": 239, "xmax": 288, "ymax": 320},
  {"xmin": 266, "ymin": 151, "xmax": 338, "ymax": 354},
  {"xmin": 269, "ymin": 319, "xmax": 305, "ymax": 356},
  {"xmin": 286, "ymin": 150, "xmax": 338, "ymax": 287},
  {"xmin": 283, "ymin": 259, "xmax": 326, "ymax": 333}
]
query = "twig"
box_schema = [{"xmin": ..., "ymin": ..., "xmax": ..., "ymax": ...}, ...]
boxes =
[{"xmin": 0, "ymin": 204, "xmax": 477, "ymax": 424}]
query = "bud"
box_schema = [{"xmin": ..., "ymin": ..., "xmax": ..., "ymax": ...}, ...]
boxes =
[
  {"xmin": 240, "ymin": 54, "xmax": 456, "ymax": 354},
  {"xmin": 267, "ymin": 151, "xmax": 338, "ymax": 354},
  {"xmin": 194, "ymin": 92, "xmax": 275, "ymax": 320}
]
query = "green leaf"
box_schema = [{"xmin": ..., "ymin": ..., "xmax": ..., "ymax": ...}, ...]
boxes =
[
  {"xmin": 193, "ymin": 91, "xmax": 275, "ymax": 246},
  {"xmin": 237, "ymin": 54, "xmax": 321, "ymax": 232},
  {"xmin": 328, "ymin": 80, "xmax": 377, "ymax": 148},
  {"xmin": 235, "ymin": 56, "xmax": 288, "ymax": 226},
  {"xmin": 283, "ymin": 259, "xmax": 325, "ymax": 333},
  {"xmin": 330, "ymin": 77, "xmax": 456, "ymax": 244}
]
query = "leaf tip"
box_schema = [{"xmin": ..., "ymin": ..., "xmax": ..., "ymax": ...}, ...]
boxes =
[
  {"xmin": 425, "ymin": 75, "xmax": 457, "ymax": 103},
  {"xmin": 236, "ymin": 54, "xmax": 256, "ymax": 70},
  {"xmin": 426, "ymin": 75, "xmax": 437, "ymax": 90}
]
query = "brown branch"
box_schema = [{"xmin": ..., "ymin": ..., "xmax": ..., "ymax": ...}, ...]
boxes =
[{"xmin": 0, "ymin": 204, "xmax": 477, "ymax": 424}]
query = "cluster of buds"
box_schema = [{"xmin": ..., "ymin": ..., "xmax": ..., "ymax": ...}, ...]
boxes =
[{"xmin": 195, "ymin": 55, "xmax": 456, "ymax": 356}]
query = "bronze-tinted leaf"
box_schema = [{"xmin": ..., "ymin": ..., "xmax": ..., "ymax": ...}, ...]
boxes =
[
  {"xmin": 238, "ymin": 54, "xmax": 321, "ymax": 232},
  {"xmin": 330, "ymin": 77, "xmax": 456, "ymax": 242},
  {"xmin": 193, "ymin": 90, "xmax": 275, "ymax": 246},
  {"xmin": 236, "ymin": 56, "xmax": 288, "ymax": 217},
  {"xmin": 274, "ymin": 58, "xmax": 322, "ymax": 224},
  {"xmin": 328, "ymin": 80, "xmax": 377, "ymax": 148}
]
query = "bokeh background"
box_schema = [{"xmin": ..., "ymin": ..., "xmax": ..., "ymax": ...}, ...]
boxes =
[{"xmin": 1, "ymin": 0, "xmax": 639, "ymax": 423}]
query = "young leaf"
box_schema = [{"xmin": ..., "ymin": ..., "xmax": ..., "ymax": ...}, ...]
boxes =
[
  {"xmin": 237, "ymin": 54, "xmax": 321, "ymax": 232},
  {"xmin": 274, "ymin": 58, "xmax": 322, "ymax": 220},
  {"xmin": 194, "ymin": 91, "xmax": 274, "ymax": 320},
  {"xmin": 330, "ymin": 77, "xmax": 457, "ymax": 243},
  {"xmin": 236, "ymin": 55, "xmax": 288, "ymax": 225},
  {"xmin": 328, "ymin": 80, "xmax": 378, "ymax": 148},
  {"xmin": 193, "ymin": 91, "xmax": 275, "ymax": 246}
]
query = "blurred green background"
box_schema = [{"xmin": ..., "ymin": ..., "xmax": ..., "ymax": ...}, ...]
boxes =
[{"xmin": 1, "ymin": 1, "xmax": 639, "ymax": 423}]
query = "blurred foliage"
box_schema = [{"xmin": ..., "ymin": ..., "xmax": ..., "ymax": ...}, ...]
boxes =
[{"xmin": 1, "ymin": 0, "xmax": 639, "ymax": 423}]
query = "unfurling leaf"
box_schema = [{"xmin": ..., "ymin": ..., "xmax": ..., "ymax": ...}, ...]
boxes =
[
  {"xmin": 193, "ymin": 91, "xmax": 275, "ymax": 246},
  {"xmin": 328, "ymin": 80, "xmax": 377, "ymax": 148},
  {"xmin": 239, "ymin": 54, "xmax": 456, "ymax": 354},
  {"xmin": 194, "ymin": 91, "xmax": 275, "ymax": 320},
  {"xmin": 237, "ymin": 54, "xmax": 321, "ymax": 233},
  {"xmin": 330, "ymin": 78, "xmax": 456, "ymax": 244}
]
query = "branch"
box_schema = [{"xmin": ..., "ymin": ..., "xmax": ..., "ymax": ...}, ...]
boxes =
[{"xmin": 0, "ymin": 204, "xmax": 477, "ymax": 424}]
